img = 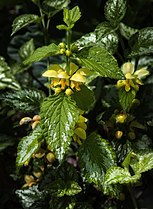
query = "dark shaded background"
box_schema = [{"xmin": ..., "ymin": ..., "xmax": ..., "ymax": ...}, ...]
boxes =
[{"xmin": 0, "ymin": 0, "xmax": 153, "ymax": 209}]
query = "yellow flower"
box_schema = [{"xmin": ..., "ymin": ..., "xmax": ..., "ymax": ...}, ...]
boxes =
[
  {"xmin": 22, "ymin": 175, "xmax": 37, "ymax": 188},
  {"xmin": 70, "ymin": 72, "xmax": 86, "ymax": 91},
  {"xmin": 42, "ymin": 65, "xmax": 69, "ymax": 91},
  {"xmin": 117, "ymin": 62, "xmax": 149, "ymax": 92}
]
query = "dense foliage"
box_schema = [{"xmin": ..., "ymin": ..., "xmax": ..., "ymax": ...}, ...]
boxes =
[{"xmin": 1, "ymin": 0, "xmax": 153, "ymax": 209}]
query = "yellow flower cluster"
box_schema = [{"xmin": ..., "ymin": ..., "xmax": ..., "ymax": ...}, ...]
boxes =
[
  {"xmin": 117, "ymin": 62, "xmax": 149, "ymax": 92},
  {"xmin": 23, "ymin": 149, "xmax": 55, "ymax": 188},
  {"xmin": 73, "ymin": 115, "xmax": 88, "ymax": 145},
  {"xmin": 42, "ymin": 62, "xmax": 90, "ymax": 95}
]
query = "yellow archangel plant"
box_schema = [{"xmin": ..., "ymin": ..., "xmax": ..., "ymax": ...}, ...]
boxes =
[
  {"xmin": 42, "ymin": 62, "xmax": 90, "ymax": 95},
  {"xmin": 117, "ymin": 62, "xmax": 149, "ymax": 92}
]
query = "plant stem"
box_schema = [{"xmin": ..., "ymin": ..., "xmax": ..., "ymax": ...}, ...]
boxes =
[
  {"xmin": 66, "ymin": 29, "xmax": 72, "ymax": 75},
  {"xmin": 128, "ymin": 185, "xmax": 139, "ymax": 209}
]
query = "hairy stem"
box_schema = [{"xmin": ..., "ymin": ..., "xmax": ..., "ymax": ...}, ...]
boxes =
[{"xmin": 66, "ymin": 29, "xmax": 72, "ymax": 75}]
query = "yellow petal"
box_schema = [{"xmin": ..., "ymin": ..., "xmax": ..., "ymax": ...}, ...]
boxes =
[
  {"xmin": 42, "ymin": 70, "xmax": 58, "ymax": 78},
  {"xmin": 125, "ymin": 72, "xmax": 135, "ymax": 79},
  {"xmin": 48, "ymin": 64, "xmax": 63, "ymax": 71},
  {"xmin": 74, "ymin": 127, "xmax": 86, "ymax": 140},
  {"xmin": 70, "ymin": 62, "xmax": 78, "ymax": 75},
  {"xmin": 70, "ymin": 72, "xmax": 86, "ymax": 83},
  {"xmin": 121, "ymin": 62, "xmax": 135, "ymax": 75},
  {"xmin": 76, "ymin": 122, "xmax": 87, "ymax": 130},
  {"xmin": 134, "ymin": 68, "xmax": 149, "ymax": 79},
  {"xmin": 117, "ymin": 80, "xmax": 126, "ymax": 88},
  {"xmin": 125, "ymin": 84, "xmax": 131, "ymax": 92},
  {"xmin": 77, "ymin": 68, "xmax": 91, "ymax": 76},
  {"xmin": 57, "ymin": 71, "xmax": 69, "ymax": 79},
  {"xmin": 77, "ymin": 115, "xmax": 88, "ymax": 123}
]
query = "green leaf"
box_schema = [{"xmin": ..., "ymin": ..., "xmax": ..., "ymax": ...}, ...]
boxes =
[
  {"xmin": 104, "ymin": 166, "xmax": 141, "ymax": 185},
  {"xmin": 16, "ymin": 126, "xmax": 42, "ymax": 166},
  {"xmin": 78, "ymin": 47, "xmax": 123, "ymax": 79},
  {"xmin": 16, "ymin": 185, "xmax": 47, "ymax": 209},
  {"xmin": 95, "ymin": 22, "xmax": 119, "ymax": 54},
  {"xmin": 104, "ymin": 0, "xmax": 127, "ymax": 26},
  {"xmin": 119, "ymin": 22, "xmax": 138, "ymax": 40},
  {"xmin": 78, "ymin": 132, "xmax": 116, "ymax": 185},
  {"xmin": 118, "ymin": 88, "xmax": 136, "ymax": 112},
  {"xmin": 40, "ymin": 162, "xmax": 79, "ymax": 190},
  {"xmin": 42, "ymin": 0, "xmax": 70, "ymax": 17},
  {"xmin": 130, "ymin": 27, "xmax": 153, "ymax": 57},
  {"xmin": 130, "ymin": 152, "xmax": 153, "ymax": 174},
  {"xmin": 48, "ymin": 179, "xmax": 81, "ymax": 197},
  {"xmin": 19, "ymin": 39, "xmax": 35, "ymax": 61},
  {"xmin": 24, "ymin": 43, "xmax": 59, "ymax": 65},
  {"xmin": 56, "ymin": 24, "xmax": 68, "ymax": 30},
  {"xmin": 40, "ymin": 94, "xmax": 80, "ymax": 161},
  {"xmin": 72, "ymin": 85, "xmax": 95, "ymax": 111},
  {"xmin": 0, "ymin": 89, "xmax": 45, "ymax": 112},
  {"xmin": 64, "ymin": 6, "xmax": 81, "ymax": 29},
  {"xmin": 122, "ymin": 151, "xmax": 135, "ymax": 169},
  {"xmin": 75, "ymin": 32, "xmax": 96, "ymax": 50},
  {"xmin": 0, "ymin": 56, "xmax": 20, "ymax": 90},
  {"xmin": 11, "ymin": 14, "xmax": 40, "ymax": 36}
]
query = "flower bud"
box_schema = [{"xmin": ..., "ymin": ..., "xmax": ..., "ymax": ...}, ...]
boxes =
[
  {"xmin": 55, "ymin": 87, "xmax": 61, "ymax": 94},
  {"xmin": 128, "ymin": 131, "xmax": 136, "ymax": 140},
  {"xmin": 59, "ymin": 42, "xmax": 65, "ymax": 49},
  {"xmin": 65, "ymin": 50, "xmax": 72, "ymax": 57},
  {"xmin": 46, "ymin": 152, "xmax": 55, "ymax": 163},
  {"xmin": 33, "ymin": 115, "xmax": 41, "ymax": 121},
  {"xmin": 65, "ymin": 88, "xmax": 73, "ymax": 96},
  {"xmin": 116, "ymin": 113, "xmax": 127, "ymax": 123},
  {"xmin": 115, "ymin": 131, "xmax": 123, "ymax": 139}
]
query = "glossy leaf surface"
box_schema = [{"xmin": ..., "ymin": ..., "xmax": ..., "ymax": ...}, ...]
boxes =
[
  {"xmin": 42, "ymin": 0, "xmax": 70, "ymax": 17},
  {"xmin": 16, "ymin": 126, "xmax": 42, "ymax": 166},
  {"xmin": 47, "ymin": 179, "xmax": 81, "ymax": 197},
  {"xmin": 19, "ymin": 38, "xmax": 35, "ymax": 61},
  {"xmin": 0, "ymin": 56, "xmax": 20, "ymax": 90},
  {"xmin": 11, "ymin": 14, "xmax": 40, "ymax": 35},
  {"xmin": 119, "ymin": 22, "xmax": 138, "ymax": 40},
  {"xmin": 24, "ymin": 43, "xmax": 59, "ymax": 65},
  {"xmin": 0, "ymin": 89, "xmax": 45, "ymax": 112},
  {"xmin": 118, "ymin": 88, "xmax": 136, "ymax": 112},
  {"xmin": 40, "ymin": 94, "xmax": 80, "ymax": 161},
  {"xmin": 130, "ymin": 152, "xmax": 153, "ymax": 174},
  {"xmin": 75, "ymin": 32, "xmax": 96, "ymax": 50},
  {"xmin": 104, "ymin": 166, "xmax": 141, "ymax": 185},
  {"xmin": 78, "ymin": 132, "xmax": 116, "ymax": 185},
  {"xmin": 130, "ymin": 27, "xmax": 153, "ymax": 57},
  {"xmin": 78, "ymin": 46, "xmax": 123, "ymax": 79},
  {"xmin": 72, "ymin": 85, "xmax": 95, "ymax": 111},
  {"xmin": 95, "ymin": 22, "xmax": 118, "ymax": 53},
  {"xmin": 16, "ymin": 185, "xmax": 47, "ymax": 209},
  {"xmin": 104, "ymin": 0, "xmax": 127, "ymax": 26}
]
